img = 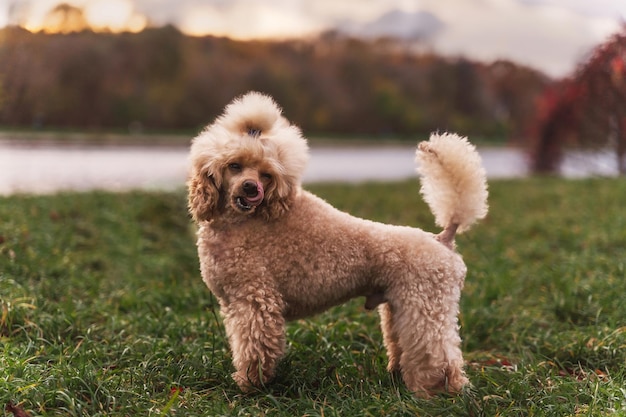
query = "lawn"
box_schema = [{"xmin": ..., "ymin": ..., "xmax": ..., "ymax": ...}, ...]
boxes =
[{"xmin": 1, "ymin": 178, "xmax": 626, "ymax": 416}]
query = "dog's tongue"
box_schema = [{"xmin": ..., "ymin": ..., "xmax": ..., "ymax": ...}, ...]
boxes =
[{"xmin": 245, "ymin": 184, "xmax": 264, "ymax": 206}]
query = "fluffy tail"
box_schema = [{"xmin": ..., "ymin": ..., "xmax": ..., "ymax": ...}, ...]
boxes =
[{"xmin": 415, "ymin": 133, "xmax": 488, "ymax": 248}]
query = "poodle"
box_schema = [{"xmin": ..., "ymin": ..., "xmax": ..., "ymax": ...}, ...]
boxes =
[{"xmin": 187, "ymin": 92, "xmax": 488, "ymax": 397}]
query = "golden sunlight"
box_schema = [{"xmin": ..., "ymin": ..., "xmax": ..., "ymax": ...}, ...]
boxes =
[
  {"xmin": 24, "ymin": 3, "xmax": 87, "ymax": 33},
  {"xmin": 179, "ymin": 3, "xmax": 321, "ymax": 39},
  {"xmin": 22, "ymin": 0, "xmax": 146, "ymax": 33},
  {"xmin": 84, "ymin": 0, "xmax": 145, "ymax": 32}
]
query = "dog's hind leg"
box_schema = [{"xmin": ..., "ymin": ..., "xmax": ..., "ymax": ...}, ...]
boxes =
[
  {"xmin": 388, "ymin": 285, "xmax": 468, "ymax": 397},
  {"xmin": 221, "ymin": 292, "xmax": 286, "ymax": 391}
]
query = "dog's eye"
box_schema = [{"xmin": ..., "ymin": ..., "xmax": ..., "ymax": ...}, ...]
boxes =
[
  {"xmin": 261, "ymin": 172, "xmax": 272, "ymax": 181},
  {"xmin": 228, "ymin": 163, "xmax": 242, "ymax": 172}
]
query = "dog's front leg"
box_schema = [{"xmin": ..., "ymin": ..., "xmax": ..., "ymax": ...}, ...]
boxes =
[{"xmin": 222, "ymin": 294, "xmax": 286, "ymax": 391}]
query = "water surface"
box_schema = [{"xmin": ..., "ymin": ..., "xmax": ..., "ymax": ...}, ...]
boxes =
[{"xmin": 0, "ymin": 141, "xmax": 618, "ymax": 195}]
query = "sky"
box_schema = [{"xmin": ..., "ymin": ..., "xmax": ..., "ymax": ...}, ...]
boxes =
[{"xmin": 2, "ymin": 0, "xmax": 626, "ymax": 78}]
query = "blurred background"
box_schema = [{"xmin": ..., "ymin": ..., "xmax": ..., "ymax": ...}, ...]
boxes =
[{"xmin": 1, "ymin": 0, "xmax": 626, "ymax": 192}]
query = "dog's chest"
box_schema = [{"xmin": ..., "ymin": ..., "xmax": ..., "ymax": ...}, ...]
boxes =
[{"xmin": 202, "ymin": 222, "xmax": 273, "ymax": 269}]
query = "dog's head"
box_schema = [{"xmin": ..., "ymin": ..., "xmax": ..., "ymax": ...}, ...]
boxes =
[{"xmin": 187, "ymin": 92, "xmax": 309, "ymax": 222}]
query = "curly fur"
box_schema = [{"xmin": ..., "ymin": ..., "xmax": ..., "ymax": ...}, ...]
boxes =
[{"xmin": 187, "ymin": 91, "xmax": 489, "ymax": 397}]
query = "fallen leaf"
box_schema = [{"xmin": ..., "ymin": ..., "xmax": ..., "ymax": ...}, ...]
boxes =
[{"xmin": 6, "ymin": 401, "xmax": 32, "ymax": 417}]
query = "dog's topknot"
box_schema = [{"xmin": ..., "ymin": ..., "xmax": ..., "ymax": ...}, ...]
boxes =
[
  {"xmin": 217, "ymin": 91, "xmax": 283, "ymax": 137},
  {"xmin": 192, "ymin": 92, "xmax": 309, "ymax": 179}
]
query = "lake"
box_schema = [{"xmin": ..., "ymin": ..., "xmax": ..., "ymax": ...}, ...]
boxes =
[{"xmin": 0, "ymin": 141, "xmax": 619, "ymax": 195}]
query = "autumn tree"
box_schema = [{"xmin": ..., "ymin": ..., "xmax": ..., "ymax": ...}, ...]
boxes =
[
  {"xmin": 43, "ymin": 3, "xmax": 89, "ymax": 33},
  {"xmin": 531, "ymin": 26, "xmax": 626, "ymax": 175},
  {"xmin": 529, "ymin": 82, "xmax": 580, "ymax": 173}
]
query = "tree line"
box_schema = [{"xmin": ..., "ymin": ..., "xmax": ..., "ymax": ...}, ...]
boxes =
[{"xmin": 0, "ymin": 25, "xmax": 550, "ymax": 140}]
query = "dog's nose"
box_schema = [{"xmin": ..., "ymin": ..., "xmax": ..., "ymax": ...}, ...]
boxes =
[{"xmin": 242, "ymin": 180, "xmax": 259, "ymax": 197}]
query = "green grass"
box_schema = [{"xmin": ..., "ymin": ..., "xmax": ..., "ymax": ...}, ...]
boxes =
[{"xmin": 1, "ymin": 178, "xmax": 626, "ymax": 416}]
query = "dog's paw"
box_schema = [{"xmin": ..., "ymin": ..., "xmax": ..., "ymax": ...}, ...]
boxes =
[{"xmin": 232, "ymin": 371, "xmax": 256, "ymax": 392}]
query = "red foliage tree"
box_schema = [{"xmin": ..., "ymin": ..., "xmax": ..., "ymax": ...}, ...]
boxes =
[
  {"xmin": 529, "ymin": 82, "xmax": 582, "ymax": 173},
  {"xmin": 531, "ymin": 25, "xmax": 626, "ymax": 175}
]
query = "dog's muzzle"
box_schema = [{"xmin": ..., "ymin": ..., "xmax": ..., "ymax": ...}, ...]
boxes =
[{"xmin": 235, "ymin": 180, "xmax": 264, "ymax": 211}]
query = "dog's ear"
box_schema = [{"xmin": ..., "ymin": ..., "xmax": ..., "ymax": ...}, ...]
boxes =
[
  {"xmin": 187, "ymin": 166, "xmax": 221, "ymax": 222},
  {"xmin": 258, "ymin": 174, "xmax": 298, "ymax": 220}
]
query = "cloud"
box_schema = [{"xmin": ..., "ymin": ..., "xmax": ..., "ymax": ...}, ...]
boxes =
[
  {"xmin": 0, "ymin": 0, "xmax": 8, "ymax": 28},
  {"xmin": 338, "ymin": 9, "xmax": 444, "ymax": 41},
  {"xmin": 519, "ymin": 0, "xmax": 626, "ymax": 19},
  {"xmin": 418, "ymin": 0, "xmax": 621, "ymax": 77},
  {"xmin": 136, "ymin": 0, "xmax": 430, "ymax": 38},
  {"xmin": 175, "ymin": 1, "xmax": 323, "ymax": 38},
  {"xmin": 84, "ymin": 0, "xmax": 146, "ymax": 32},
  {"xmin": 133, "ymin": 0, "xmax": 328, "ymax": 38}
]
